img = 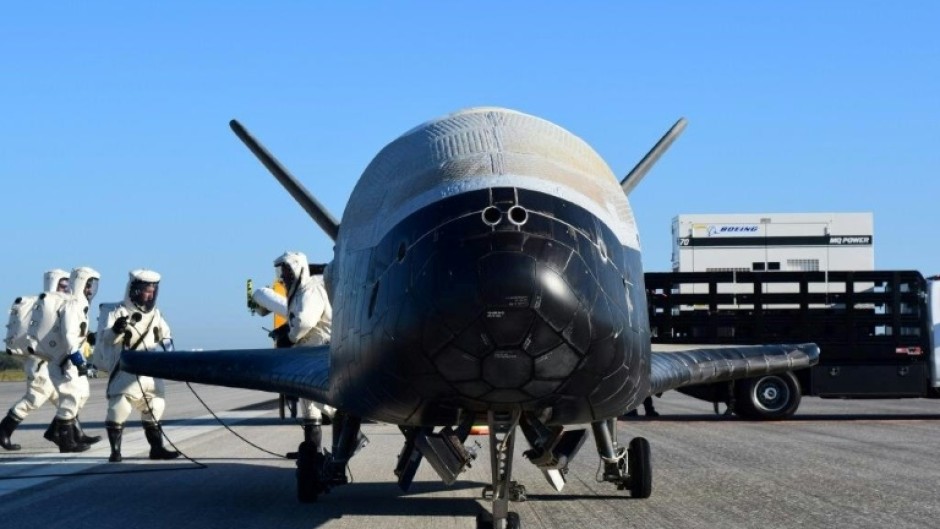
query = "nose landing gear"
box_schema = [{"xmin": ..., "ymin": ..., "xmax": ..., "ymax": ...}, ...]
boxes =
[{"xmin": 477, "ymin": 410, "xmax": 524, "ymax": 529}]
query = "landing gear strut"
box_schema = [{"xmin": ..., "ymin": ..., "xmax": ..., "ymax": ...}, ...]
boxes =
[
  {"xmin": 592, "ymin": 418, "xmax": 652, "ymax": 498},
  {"xmin": 477, "ymin": 410, "xmax": 524, "ymax": 529}
]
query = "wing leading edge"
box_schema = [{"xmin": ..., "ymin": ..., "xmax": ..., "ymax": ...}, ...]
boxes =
[
  {"xmin": 649, "ymin": 343, "xmax": 820, "ymax": 395},
  {"xmin": 121, "ymin": 346, "xmax": 332, "ymax": 404}
]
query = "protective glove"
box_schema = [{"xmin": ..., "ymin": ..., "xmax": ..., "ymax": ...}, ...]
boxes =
[
  {"xmin": 276, "ymin": 334, "xmax": 293, "ymax": 349},
  {"xmin": 112, "ymin": 316, "xmax": 129, "ymax": 335},
  {"xmin": 68, "ymin": 352, "xmax": 88, "ymax": 377},
  {"xmin": 268, "ymin": 323, "xmax": 287, "ymax": 340},
  {"xmin": 268, "ymin": 324, "xmax": 293, "ymax": 348}
]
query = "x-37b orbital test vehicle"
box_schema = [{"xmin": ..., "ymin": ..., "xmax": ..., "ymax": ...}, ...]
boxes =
[{"xmin": 124, "ymin": 107, "xmax": 818, "ymax": 529}]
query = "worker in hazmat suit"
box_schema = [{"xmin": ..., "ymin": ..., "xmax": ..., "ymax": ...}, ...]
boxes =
[
  {"xmin": 249, "ymin": 275, "xmax": 306, "ymax": 419},
  {"xmin": 95, "ymin": 269, "xmax": 179, "ymax": 462},
  {"xmin": 0, "ymin": 269, "xmax": 69, "ymax": 450},
  {"xmin": 26, "ymin": 267, "xmax": 101, "ymax": 453},
  {"xmin": 268, "ymin": 252, "xmax": 336, "ymax": 455}
]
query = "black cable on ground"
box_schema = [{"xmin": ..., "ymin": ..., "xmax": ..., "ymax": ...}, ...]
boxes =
[{"xmin": 186, "ymin": 382, "xmax": 295, "ymax": 459}]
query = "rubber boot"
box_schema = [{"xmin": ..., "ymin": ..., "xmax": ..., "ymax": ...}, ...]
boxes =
[
  {"xmin": 43, "ymin": 419, "xmax": 58, "ymax": 446},
  {"xmin": 0, "ymin": 412, "xmax": 22, "ymax": 451},
  {"xmin": 106, "ymin": 422, "xmax": 123, "ymax": 463},
  {"xmin": 55, "ymin": 418, "xmax": 91, "ymax": 453},
  {"xmin": 143, "ymin": 422, "xmax": 179, "ymax": 460},
  {"xmin": 74, "ymin": 417, "xmax": 102, "ymax": 445}
]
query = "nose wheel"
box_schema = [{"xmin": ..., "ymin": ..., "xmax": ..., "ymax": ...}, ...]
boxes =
[{"xmin": 477, "ymin": 510, "xmax": 521, "ymax": 529}]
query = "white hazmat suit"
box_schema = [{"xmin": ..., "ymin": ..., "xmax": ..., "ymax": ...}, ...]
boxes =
[
  {"xmin": 0, "ymin": 269, "xmax": 69, "ymax": 451},
  {"xmin": 26, "ymin": 267, "xmax": 100, "ymax": 453},
  {"xmin": 13, "ymin": 269, "xmax": 67, "ymax": 418},
  {"xmin": 273, "ymin": 251, "xmax": 334, "ymax": 423},
  {"xmin": 95, "ymin": 269, "xmax": 179, "ymax": 462},
  {"xmin": 272, "ymin": 253, "xmax": 367, "ymax": 470}
]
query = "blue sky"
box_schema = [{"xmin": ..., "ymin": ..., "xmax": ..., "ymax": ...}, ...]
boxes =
[{"xmin": 2, "ymin": 3, "xmax": 937, "ymax": 349}]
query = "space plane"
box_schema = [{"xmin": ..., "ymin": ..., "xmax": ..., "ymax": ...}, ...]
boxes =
[{"xmin": 123, "ymin": 108, "xmax": 818, "ymax": 529}]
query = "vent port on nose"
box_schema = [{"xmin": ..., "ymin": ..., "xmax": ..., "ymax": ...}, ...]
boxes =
[
  {"xmin": 482, "ymin": 206, "xmax": 502, "ymax": 226},
  {"xmin": 507, "ymin": 206, "xmax": 528, "ymax": 226}
]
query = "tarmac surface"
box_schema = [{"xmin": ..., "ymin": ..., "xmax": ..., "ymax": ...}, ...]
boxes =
[{"xmin": 0, "ymin": 377, "xmax": 938, "ymax": 529}]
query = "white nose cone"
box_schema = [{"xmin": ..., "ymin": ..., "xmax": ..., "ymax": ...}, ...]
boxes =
[{"xmin": 340, "ymin": 107, "xmax": 640, "ymax": 251}]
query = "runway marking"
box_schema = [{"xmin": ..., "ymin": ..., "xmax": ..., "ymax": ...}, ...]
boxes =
[{"xmin": 0, "ymin": 410, "xmax": 271, "ymax": 497}]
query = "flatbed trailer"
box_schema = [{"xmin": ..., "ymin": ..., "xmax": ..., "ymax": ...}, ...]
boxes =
[{"xmin": 645, "ymin": 270, "xmax": 940, "ymax": 419}]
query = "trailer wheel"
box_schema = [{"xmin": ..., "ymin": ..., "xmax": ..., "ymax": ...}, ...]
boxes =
[{"xmin": 734, "ymin": 372, "xmax": 801, "ymax": 420}]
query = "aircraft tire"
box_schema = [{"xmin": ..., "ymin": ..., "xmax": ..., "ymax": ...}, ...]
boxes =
[
  {"xmin": 628, "ymin": 437, "xmax": 652, "ymax": 499},
  {"xmin": 734, "ymin": 372, "xmax": 801, "ymax": 420},
  {"xmin": 475, "ymin": 511, "xmax": 521, "ymax": 529}
]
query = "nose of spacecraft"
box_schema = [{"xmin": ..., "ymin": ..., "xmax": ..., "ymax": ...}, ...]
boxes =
[{"xmin": 368, "ymin": 187, "xmax": 641, "ymax": 416}]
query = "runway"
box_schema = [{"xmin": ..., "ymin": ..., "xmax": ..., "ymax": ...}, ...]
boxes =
[{"xmin": 0, "ymin": 378, "xmax": 938, "ymax": 529}]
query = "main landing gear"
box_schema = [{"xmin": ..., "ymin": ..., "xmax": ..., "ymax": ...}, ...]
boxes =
[
  {"xmin": 296, "ymin": 411, "xmax": 651, "ymax": 528},
  {"xmin": 296, "ymin": 412, "xmax": 369, "ymax": 503},
  {"xmin": 592, "ymin": 418, "xmax": 652, "ymax": 498}
]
